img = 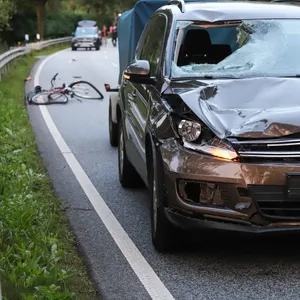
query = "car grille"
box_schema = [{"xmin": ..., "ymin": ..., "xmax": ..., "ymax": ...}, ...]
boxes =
[
  {"xmin": 248, "ymin": 185, "xmax": 300, "ymax": 220},
  {"xmin": 78, "ymin": 38, "xmax": 92, "ymax": 43},
  {"xmin": 229, "ymin": 136, "xmax": 300, "ymax": 160}
]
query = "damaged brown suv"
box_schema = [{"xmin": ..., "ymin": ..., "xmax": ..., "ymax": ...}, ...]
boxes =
[{"xmin": 117, "ymin": 0, "xmax": 300, "ymax": 252}]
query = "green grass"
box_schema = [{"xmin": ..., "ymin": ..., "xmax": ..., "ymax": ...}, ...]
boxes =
[{"xmin": 0, "ymin": 44, "xmax": 100, "ymax": 299}]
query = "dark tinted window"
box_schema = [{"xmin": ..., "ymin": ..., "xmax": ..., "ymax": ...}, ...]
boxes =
[
  {"xmin": 75, "ymin": 27, "xmax": 97, "ymax": 36},
  {"xmin": 138, "ymin": 14, "xmax": 167, "ymax": 77}
]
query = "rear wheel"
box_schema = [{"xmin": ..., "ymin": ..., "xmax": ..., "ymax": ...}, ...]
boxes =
[
  {"xmin": 109, "ymin": 99, "xmax": 118, "ymax": 147},
  {"xmin": 31, "ymin": 92, "xmax": 68, "ymax": 105},
  {"xmin": 69, "ymin": 81, "xmax": 104, "ymax": 100},
  {"xmin": 118, "ymin": 121, "xmax": 143, "ymax": 188},
  {"xmin": 149, "ymin": 142, "xmax": 177, "ymax": 252}
]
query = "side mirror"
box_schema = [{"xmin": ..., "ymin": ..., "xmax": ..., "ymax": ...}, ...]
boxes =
[
  {"xmin": 72, "ymin": 32, "xmax": 75, "ymax": 37},
  {"xmin": 123, "ymin": 60, "xmax": 155, "ymax": 85}
]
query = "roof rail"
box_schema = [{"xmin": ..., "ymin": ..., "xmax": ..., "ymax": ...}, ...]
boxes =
[{"xmin": 168, "ymin": 0, "xmax": 186, "ymax": 13}]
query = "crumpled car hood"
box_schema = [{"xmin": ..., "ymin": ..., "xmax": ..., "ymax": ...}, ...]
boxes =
[{"xmin": 167, "ymin": 77, "xmax": 300, "ymax": 139}]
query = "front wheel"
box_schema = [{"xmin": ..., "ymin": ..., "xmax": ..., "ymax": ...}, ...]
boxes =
[
  {"xmin": 149, "ymin": 143, "xmax": 177, "ymax": 252},
  {"xmin": 71, "ymin": 45, "xmax": 77, "ymax": 51},
  {"xmin": 118, "ymin": 121, "xmax": 143, "ymax": 188},
  {"xmin": 69, "ymin": 81, "xmax": 104, "ymax": 100}
]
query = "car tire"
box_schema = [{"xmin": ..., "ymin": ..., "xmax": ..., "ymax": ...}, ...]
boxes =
[
  {"xmin": 72, "ymin": 45, "xmax": 77, "ymax": 51},
  {"xmin": 118, "ymin": 121, "xmax": 143, "ymax": 188},
  {"xmin": 109, "ymin": 100, "xmax": 118, "ymax": 147},
  {"xmin": 95, "ymin": 44, "xmax": 100, "ymax": 51},
  {"xmin": 149, "ymin": 142, "xmax": 176, "ymax": 253}
]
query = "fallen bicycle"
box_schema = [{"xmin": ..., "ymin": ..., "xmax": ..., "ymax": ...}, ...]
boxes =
[{"xmin": 25, "ymin": 73, "xmax": 104, "ymax": 105}]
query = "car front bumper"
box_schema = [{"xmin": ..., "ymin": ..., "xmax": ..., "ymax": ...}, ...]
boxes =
[
  {"xmin": 160, "ymin": 139, "xmax": 300, "ymax": 231},
  {"xmin": 73, "ymin": 40, "xmax": 97, "ymax": 48}
]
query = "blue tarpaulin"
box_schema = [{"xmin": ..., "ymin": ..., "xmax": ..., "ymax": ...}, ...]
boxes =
[
  {"xmin": 117, "ymin": 0, "xmax": 233, "ymax": 83},
  {"xmin": 117, "ymin": 0, "xmax": 208, "ymax": 82}
]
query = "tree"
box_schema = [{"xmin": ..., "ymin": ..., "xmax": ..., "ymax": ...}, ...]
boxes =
[
  {"xmin": 0, "ymin": 0, "xmax": 15, "ymax": 32},
  {"xmin": 35, "ymin": 0, "xmax": 47, "ymax": 40}
]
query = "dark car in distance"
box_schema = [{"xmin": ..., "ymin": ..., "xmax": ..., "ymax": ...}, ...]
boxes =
[
  {"xmin": 116, "ymin": 0, "xmax": 300, "ymax": 252},
  {"xmin": 72, "ymin": 21, "xmax": 102, "ymax": 51}
]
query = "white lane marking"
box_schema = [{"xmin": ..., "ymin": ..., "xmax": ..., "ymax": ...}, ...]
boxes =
[
  {"xmin": 104, "ymin": 50, "xmax": 108, "ymax": 59},
  {"xmin": 34, "ymin": 51, "xmax": 175, "ymax": 300},
  {"xmin": 112, "ymin": 63, "xmax": 118, "ymax": 68}
]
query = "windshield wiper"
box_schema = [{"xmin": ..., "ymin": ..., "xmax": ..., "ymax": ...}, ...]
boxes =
[
  {"xmin": 172, "ymin": 75, "xmax": 239, "ymax": 81},
  {"xmin": 278, "ymin": 74, "xmax": 300, "ymax": 78},
  {"xmin": 202, "ymin": 75, "xmax": 240, "ymax": 79},
  {"xmin": 272, "ymin": 0, "xmax": 300, "ymax": 2}
]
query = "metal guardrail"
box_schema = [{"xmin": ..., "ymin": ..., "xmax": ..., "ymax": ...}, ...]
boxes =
[{"xmin": 0, "ymin": 37, "xmax": 71, "ymax": 81}]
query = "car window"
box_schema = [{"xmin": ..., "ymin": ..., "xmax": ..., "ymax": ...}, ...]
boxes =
[
  {"xmin": 172, "ymin": 19, "xmax": 300, "ymax": 79},
  {"xmin": 75, "ymin": 27, "xmax": 96, "ymax": 36},
  {"xmin": 137, "ymin": 14, "xmax": 167, "ymax": 77}
]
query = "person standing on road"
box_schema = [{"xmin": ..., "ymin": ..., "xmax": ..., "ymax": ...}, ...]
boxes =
[
  {"xmin": 102, "ymin": 26, "xmax": 108, "ymax": 47},
  {"xmin": 111, "ymin": 22, "xmax": 118, "ymax": 47}
]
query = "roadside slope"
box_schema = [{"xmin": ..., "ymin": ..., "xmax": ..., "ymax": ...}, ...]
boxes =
[{"xmin": 0, "ymin": 46, "xmax": 100, "ymax": 299}]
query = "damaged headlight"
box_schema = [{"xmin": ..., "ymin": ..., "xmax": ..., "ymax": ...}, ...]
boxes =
[
  {"xmin": 170, "ymin": 108, "xmax": 238, "ymax": 160},
  {"xmin": 178, "ymin": 120, "xmax": 201, "ymax": 142},
  {"xmin": 184, "ymin": 138, "xmax": 239, "ymax": 161}
]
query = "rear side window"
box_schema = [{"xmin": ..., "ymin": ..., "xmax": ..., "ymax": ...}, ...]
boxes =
[{"xmin": 137, "ymin": 14, "xmax": 167, "ymax": 77}]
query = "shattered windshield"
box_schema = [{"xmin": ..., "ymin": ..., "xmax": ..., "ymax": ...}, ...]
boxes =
[{"xmin": 172, "ymin": 19, "xmax": 300, "ymax": 79}]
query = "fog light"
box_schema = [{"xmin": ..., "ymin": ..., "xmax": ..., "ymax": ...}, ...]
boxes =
[
  {"xmin": 178, "ymin": 180, "xmax": 224, "ymax": 206},
  {"xmin": 199, "ymin": 183, "xmax": 217, "ymax": 205}
]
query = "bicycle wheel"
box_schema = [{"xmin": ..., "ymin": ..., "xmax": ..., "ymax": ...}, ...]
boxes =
[
  {"xmin": 69, "ymin": 81, "xmax": 104, "ymax": 100},
  {"xmin": 30, "ymin": 92, "xmax": 68, "ymax": 105}
]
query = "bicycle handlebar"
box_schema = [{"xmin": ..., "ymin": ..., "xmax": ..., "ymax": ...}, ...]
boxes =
[
  {"xmin": 52, "ymin": 73, "xmax": 59, "ymax": 81},
  {"xmin": 51, "ymin": 73, "xmax": 59, "ymax": 87}
]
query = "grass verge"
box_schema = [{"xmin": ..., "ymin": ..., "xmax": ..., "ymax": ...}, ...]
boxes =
[{"xmin": 0, "ymin": 44, "xmax": 100, "ymax": 299}]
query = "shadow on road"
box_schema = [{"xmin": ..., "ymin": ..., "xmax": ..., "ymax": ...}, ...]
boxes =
[{"xmin": 170, "ymin": 230, "xmax": 300, "ymax": 256}]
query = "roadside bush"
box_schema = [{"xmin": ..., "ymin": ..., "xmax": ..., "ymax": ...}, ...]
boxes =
[{"xmin": 0, "ymin": 47, "xmax": 98, "ymax": 300}]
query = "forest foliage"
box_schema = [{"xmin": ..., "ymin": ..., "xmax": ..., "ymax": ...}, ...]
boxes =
[{"xmin": 0, "ymin": 0, "xmax": 138, "ymax": 46}]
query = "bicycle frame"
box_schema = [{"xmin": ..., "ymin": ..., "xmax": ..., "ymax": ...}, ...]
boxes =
[{"xmin": 44, "ymin": 74, "xmax": 74, "ymax": 100}]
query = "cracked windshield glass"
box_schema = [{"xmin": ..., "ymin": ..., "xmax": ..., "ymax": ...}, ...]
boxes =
[{"xmin": 172, "ymin": 19, "xmax": 300, "ymax": 78}]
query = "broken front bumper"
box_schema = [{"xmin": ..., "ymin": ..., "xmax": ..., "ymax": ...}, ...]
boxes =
[{"xmin": 160, "ymin": 139, "xmax": 300, "ymax": 232}]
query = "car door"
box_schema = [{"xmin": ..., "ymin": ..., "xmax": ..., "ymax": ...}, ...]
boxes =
[{"xmin": 124, "ymin": 14, "xmax": 168, "ymax": 180}]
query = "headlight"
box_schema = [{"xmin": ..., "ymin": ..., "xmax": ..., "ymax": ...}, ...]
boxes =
[
  {"xmin": 178, "ymin": 120, "xmax": 201, "ymax": 142},
  {"xmin": 184, "ymin": 138, "xmax": 238, "ymax": 161}
]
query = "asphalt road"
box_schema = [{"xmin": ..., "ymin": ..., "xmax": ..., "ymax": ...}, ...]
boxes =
[{"xmin": 26, "ymin": 43, "xmax": 300, "ymax": 300}]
